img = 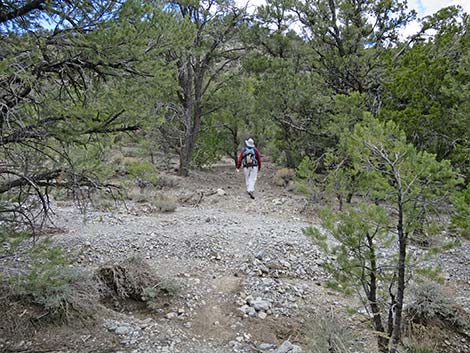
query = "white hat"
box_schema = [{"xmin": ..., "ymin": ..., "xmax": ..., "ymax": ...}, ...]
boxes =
[{"xmin": 245, "ymin": 138, "xmax": 255, "ymax": 148}]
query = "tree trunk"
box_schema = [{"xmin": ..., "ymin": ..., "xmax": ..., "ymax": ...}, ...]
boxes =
[
  {"xmin": 177, "ymin": 59, "xmax": 195, "ymax": 177},
  {"xmin": 390, "ymin": 180, "xmax": 406, "ymax": 352},
  {"xmin": 231, "ymin": 126, "xmax": 238, "ymax": 166},
  {"xmin": 178, "ymin": 136, "xmax": 192, "ymax": 177},
  {"xmin": 178, "ymin": 110, "xmax": 202, "ymax": 177},
  {"xmin": 366, "ymin": 232, "xmax": 389, "ymax": 353},
  {"xmin": 177, "ymin": 55, "xmax": 205, "ymax": 177}
]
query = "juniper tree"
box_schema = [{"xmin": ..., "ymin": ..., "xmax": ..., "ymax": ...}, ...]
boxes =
[
  {"xmin": 156, "ymin": 0, "xmax": 248, "ymax": 176},
  {"xmin": 381, "ymin": 6, "xmax": 470, "ymax": 181},
  {"xmin": 306, "ymin": 116, "xmax": 461, "ymax": 353},
  {"xmin": 294, "ymin": 0, "xmax": 415, "ymax": 113},
  {"xmin": 0, "ymin": 1, "xmax": 153, "ymax": 231}
]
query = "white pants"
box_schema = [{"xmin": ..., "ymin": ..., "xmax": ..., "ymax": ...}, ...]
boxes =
[{"xmin": 243, "ymin": 166, "xmax": 258, "ymax": 193}]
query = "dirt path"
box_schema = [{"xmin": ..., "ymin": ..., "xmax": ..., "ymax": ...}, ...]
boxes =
[
  {"xmin": 3, "ymin": 158, "xmax": 469, "ymax": 353},
  {"xmin": 28, "ymin": 159, "xmax": 367, "ymax": 353}
]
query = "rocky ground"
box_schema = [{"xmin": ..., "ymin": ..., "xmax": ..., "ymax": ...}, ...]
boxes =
[{"xmin": 2, "ymin": 158, "xmax": 469, "ymax": 353}]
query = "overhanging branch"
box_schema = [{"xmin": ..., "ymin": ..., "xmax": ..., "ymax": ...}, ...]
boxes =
[{"xmin": 0, "ymin": 0, "xmax": 46, "ymax": 24}]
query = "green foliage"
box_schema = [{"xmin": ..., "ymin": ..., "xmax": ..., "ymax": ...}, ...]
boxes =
[
  {"xmin": 339, "ymin": 116, "xmax": 461, "ymax": 215},
  {"xmin": 193, "ymin": 125, "xmax": 227, "ymax": 168},
  {"xmin": 406, "ymin": 282, "xmax": 469, "ymax": 330},
  {"xmin": 296, "ymin": 0, "xmax": 414, "ymax": 111},
  {"xmin": 201, "ymin": 76, "xmax": 257, "ymax": 164},
  {"xmin": 295, "ymin": 156, "xmax": 320, "ymax": 196},
  {"xmin": 0, "ymin": 229, "xmax": 29, "ymax": 256},
  {"xmin": 381, "ymin": 7, "xmax": 470, "ymax": 179},
  {"xmin": 245, "ymin": 5, "xmax": 333, "ymax": 168},
  {"xmin": 305, "ymin": 203, "xmax": 391, "ymax": 295},
  {"xmin": 297, "ymin": 156, "xmax": 317, "ymax": 181},
  {"xmin": 126, "ymin": 160, "xmax": 158, "ymax": 185},
  {"xmin": 451, "ymin": 184, "xmax": 470, "ymax": 238},
  {"xmin": 142, "ymin": 278, "xmax": 181, "ymax": 310},
  {"xmin": 307, "ymin": 117, "xmax": 462, "ymax": 351},
  {"xmin": 9, "ymin": 242, "xmax": 98, "ymax": 318},
  {"xmin": 0, "ymin": 0, "xmax": 166, "ymax": 229}
]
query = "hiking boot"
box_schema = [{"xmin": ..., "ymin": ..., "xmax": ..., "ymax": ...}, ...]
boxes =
[{"xmin": 248, "ymin": 192, "xmax": 255, "ymax": 199}]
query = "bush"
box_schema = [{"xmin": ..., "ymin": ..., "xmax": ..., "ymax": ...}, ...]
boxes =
[
  {"xmin": 273, "ymin": 168, "xmax": 295, "ymax": 187},
  {"xmin": 305, "ymin": 310, "xmax": 363, "ymax": 353},
  {"xmin": 152, "ymin": 195, "xmax": 177, "ymax": 213},
  {"xmin": 142, "ymin": 278, "xmax": 181, "ymax": 310},
  {"xmin": 8, "ymin": 241, "xmax": 99, "ymax": 319},
  {"xmin": 192, "ymin": 127, "xmax": 226, "ymax": 168},
  {"xmin": 451, "ymin": 184, "xmax": 470, "ymax": 238},
  {"xmin": 405, "ymin": 282, "xmax": 469, "ymax": 331},
  {"xmin": 0, "ymin": 228, "xmax": 29, "ymax": 256},
  {"xmin": 154, "ymin": 175, "xmax": 178, "ymax": 189},
  {"xmin": 295, "ymin": 156, "xmax": 321, "ymax": 198},
  {"xmin": 126, "ymin": 160, "xmax": 158, "ymax": 186}
]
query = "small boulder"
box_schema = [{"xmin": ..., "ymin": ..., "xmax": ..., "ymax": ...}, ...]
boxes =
[
  {"xmin": 250, "ymin": 298, "xmax": 271, "ymax": 312},
  {"xmin": 275, "ymin": 340, "xmax": 302, "ymax": 353},
  {"xmin": 166, "ymin": 312, "xmax": 178, "ymax": 319},
  {"xmin": 258, "ymin": 312, "xmax": 268, "ymax": 319}
]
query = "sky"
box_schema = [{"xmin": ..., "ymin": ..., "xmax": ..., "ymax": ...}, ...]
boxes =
[
  {"xmin": 236, "ymin": 0, "xmax": 469, "ymax": 38},
  {"xmin": 238, "ymin": 0, "xmax": 470, "ymax": 16},
  {"xmin": 405, "ymin": 0, "xmax": 469, "ymax": 37},
  {"xmin": 409, "ymin": 0, "xmax": 470, "ymax": 17}
]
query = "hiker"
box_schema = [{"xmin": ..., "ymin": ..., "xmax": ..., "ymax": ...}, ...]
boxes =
[{"xmin": 236, "ymin": 138, "xmax": 261, "ymax": 199}]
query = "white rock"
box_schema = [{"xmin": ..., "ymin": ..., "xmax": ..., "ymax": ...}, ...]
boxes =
[
  {"xmin": 115, "ymin": 326, "xmax": 130, "ymax": 336},
  {"xmin": 258, "ymin": 343, "xmax": 275, "ymax": 350},
  {"xmin": 250, "ymin": 299, "xmax": 271, "ymax": 312},
  {"xmin": 258, "ymin": 312, "xmax": 268, "ymax": 319},
  {"xmin": 166, "ymin": 312, "xmax": 178, "ymax": 319},
  {"xmin": 274, "ymin": 340, "xmax": 303, "ymax": 353}
]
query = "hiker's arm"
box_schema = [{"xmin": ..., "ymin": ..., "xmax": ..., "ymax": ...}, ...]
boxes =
[
  {"xmin": 256, "ymin": 149, "xmax": 261, "ymax": 171},
  {"xmin": 236, "ymin": 151, "xmax": 243, "ymax": 169}
]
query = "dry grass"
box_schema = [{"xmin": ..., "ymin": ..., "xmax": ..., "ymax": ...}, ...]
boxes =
[
  {"xmin": 273, "ymin": 168, "xmax": 296, "ymax": 187},
  {"xmin": 152, "ymin": 195, "xmax": 177, "ymax": 212},
  {"xmin": 303, "ymin": 309, "xmax": 364, "ymax": 353}
]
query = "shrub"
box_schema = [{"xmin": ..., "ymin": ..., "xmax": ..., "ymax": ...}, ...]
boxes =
[
  {"xmin": 154, "ymin": 175, "xmax": 178, "ymax": 189},
  {"xmin": 142, "ymin": 278, "xmax": 181, "ymax": 310},
  {"xmin": 126, "ymin": 160, "xmax": 158, "ymax": 186},
  {"xmin": 152, "ymin": 195, "xmax": 177, "ymax": 212},
  {"xmin": 405, "ymin": 282, "xmax": 469, "ymax": 331},
  {"xmin": 451, "ymin": 184, "xmax": 470, "ymax": 238},
  {"xmin": 305, "ymin": 310, "xmax": 363, "ymax": 353},
  {"xmin": 8, "ymin": 241, "xmax": 99, "ymax": 319},
  {"xmin": 295, "ymin": 156, "xmax": 321, "ymax": 198},
  {"xmin": 134, "ymin": 192, "xmax": 151, "ymax": 203},
  {"xmin": 0, "ymin": 228, "xmax": 29, "ymax": 256},
  {"xmin": 273, "ymin": 168, "xmax": 295, "ymax": 187}
]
